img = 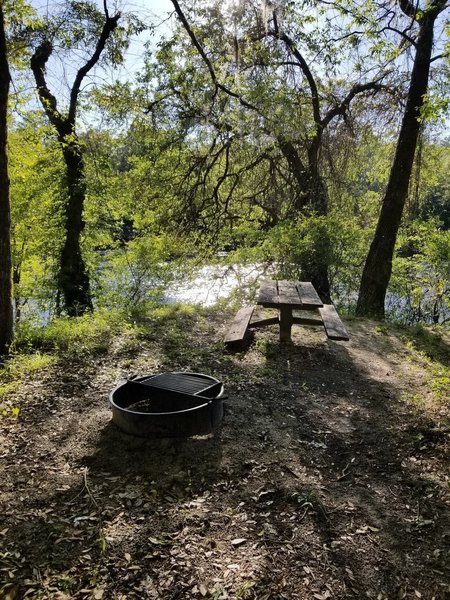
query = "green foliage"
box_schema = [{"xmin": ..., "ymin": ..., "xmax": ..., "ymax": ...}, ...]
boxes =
[
  {"xmin": 389, "ymin": 221, "xmax": 450, "ymax": 324},
  {"xmin": 9, "ymin": 121, "xmax": 65, "ymax": 314},
  {"xmin": 417, "ymin": 146, "xmax": 450, "ymax": 228},
  {"xmin": 94, "ymin": 235, "xmax": 181, "ymax": 310},
  {"xmin": 229, "ymin": 211, "xmax": 370, "ymax": 309},
  {"xmin": 13, "ymin": 309, "xmax": 125, "ymax": 357},
  {"xmin": 5, "ymin": 0, "xmax": 450, "ymax": 329}
]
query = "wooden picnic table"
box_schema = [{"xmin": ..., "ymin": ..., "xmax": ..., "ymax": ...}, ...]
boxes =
[
  {"xmin": 224, "ymin": 279, "xmax": 349, "ymax": 346},
  {"xmin": 257, "ymin": 279, "xmax": 324, "ymax": 342}
]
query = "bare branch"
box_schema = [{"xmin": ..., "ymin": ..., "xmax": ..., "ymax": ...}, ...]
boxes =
[
  {"xmin": 380, "ymin": 25, "xmax": 416, "ymax": 46},
  {"xmin": 430, "ymin": 51, "xmax": 449, "ymax": 62}
]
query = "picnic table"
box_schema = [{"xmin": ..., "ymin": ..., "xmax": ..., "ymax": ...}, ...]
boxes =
[{"xmin": 224, "ymin": 279, "xmax": 349, "ymax": 346}]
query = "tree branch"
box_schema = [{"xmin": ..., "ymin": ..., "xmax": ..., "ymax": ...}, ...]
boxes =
[
  {"xmin": 277, "ymin": 137, "xmax": 309, "ymax": 209},
  {"xmin": 321, "ymin": 79, "xmax": 388, "ymax": 128},
  {"xmin": 269, "ymin": 23, "xmax": 321, "ymax": 127},
  {"xmin": 380, "ymin": 25, "xmax": 416, "ymax": 47},
  {"xmin": 169, "ymin": 0, "xmax": 258, "ymax": 111},
  {"xmin": 428, "ymin": 0, "xmax": 449, "ymax": 16},
  {"xmin": 68, "ymin": 8, "xmax": 120, "ymax": 124},
  {"xmin": 430, "ymin": 51, "xmax": 449, "ymax": 62},
  {"xmin": 30, "ymin": 40, "xmax": 66, "ymax": 133},
  {"xmin": 398, "ymin": 0, "xmax": 418, "ymax": 19}
]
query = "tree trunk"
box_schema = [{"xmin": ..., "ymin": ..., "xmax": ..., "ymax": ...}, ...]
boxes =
[
  {"xmin": 59, "ymin": 136, "xmax": 92, "ymax": 316},
  {"xmin": 356, "ymin": 13, "xmax": 437, "ymax": 318},
  {"xmin": 0, "ymin": 6, "xmax": 13, "ymax": 356},
  {"xmin": 300, "ymin": 165, "xmax": 331, "ymax": 303}
]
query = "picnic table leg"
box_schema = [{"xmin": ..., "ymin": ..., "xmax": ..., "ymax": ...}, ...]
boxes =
[{"xmin": 279, "ymin": 307, "xmax": 293, "ymax": 342}]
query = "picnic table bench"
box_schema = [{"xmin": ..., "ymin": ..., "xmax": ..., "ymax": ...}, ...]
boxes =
[{"xmin": 224, "ymin": 279, "xmax": 349, "ymax": 347}]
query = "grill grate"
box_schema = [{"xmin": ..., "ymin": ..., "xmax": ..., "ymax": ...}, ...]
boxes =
[{"xmin": 139, "ymin": 372, "xmax": 216, "ymax": 396}]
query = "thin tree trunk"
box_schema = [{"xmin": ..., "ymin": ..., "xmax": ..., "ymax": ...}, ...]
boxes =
[
  {"xmin": 0, "ymin": 5, "xmax": 13, "ymax": 356},
  {"xmin": 356, "ymin": 13, "xmax": 437, "ymax": 318}
]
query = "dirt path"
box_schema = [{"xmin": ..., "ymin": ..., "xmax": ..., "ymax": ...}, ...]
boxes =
[{"xmin": 1, "ymin": 313, "xmax": 449, "ymax": 599}]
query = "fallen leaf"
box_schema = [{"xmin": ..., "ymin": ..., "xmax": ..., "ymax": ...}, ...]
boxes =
[
  {"xmin": 313, "ymin": 592, "xmax": 331, "ymax": 600},
  {"xmin": 231, "ymin": 538, "xmax": 247, "ymax": 547}
]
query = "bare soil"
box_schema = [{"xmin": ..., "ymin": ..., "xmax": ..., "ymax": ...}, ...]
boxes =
[{"xmin": 1, "ymin": 311, "xmax": 449, "ymax": 600}]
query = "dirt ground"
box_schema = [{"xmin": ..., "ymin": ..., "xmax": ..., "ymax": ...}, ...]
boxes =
[{"xmin": 1, "ymin": 310, "xmax": 449, "ymax": 600}]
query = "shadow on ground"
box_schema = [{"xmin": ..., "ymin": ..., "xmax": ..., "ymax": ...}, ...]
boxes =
[{"xmin": 1, "ymin": 317, "xmax": 449, "ymax": 599}]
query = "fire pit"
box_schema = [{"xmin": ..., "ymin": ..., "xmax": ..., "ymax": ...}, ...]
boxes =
[{"xmin": 110, "ymin": 372, "xmax": 225, "ymax": 437}]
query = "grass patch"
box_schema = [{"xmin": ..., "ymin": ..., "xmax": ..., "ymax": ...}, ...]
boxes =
[
  {"xmin": 399, "ymin": 324, "xmax": 450, "ymax": 366},
  {"xmin": 255, "ymin": 339, "xmax": 280, "ymax": 359},
  {"xmin": 13, "ymin": 309, "xmax": 126, "ymax": 358},
  {"xmin": 7, "ymin": 352, "xmax": 56, "ymax": 375},
  {"xmin": 430, "ymin": 374, "xmax": 450, "ymax": 403},
  {"xmin": 7, "ymin": 303, "xmax": 219, "ymax": 378},
  {"xmin": 0, "ymin": 352, "xmax": 56, "ymax": 401},
  {"xmin": 399, "ymin": 325, "xmax": 450, "ymax": 407},
  {"xmin": 0, "ymin": 381, "xmax": 20, "ymax": 398}
]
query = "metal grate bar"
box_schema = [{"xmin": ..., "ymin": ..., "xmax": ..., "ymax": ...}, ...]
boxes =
[{"xmin": 140, "ymin": 373, "xmax": 213, "ymax": 395}]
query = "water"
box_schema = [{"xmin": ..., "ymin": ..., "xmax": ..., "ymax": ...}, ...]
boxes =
[
  {"xmin": 17, "ymin": 260, "xmax": 449, "ymax": 326},
  {"xmin": 163, "ymin": 263, "xmax": 268, "ymax": 306}
]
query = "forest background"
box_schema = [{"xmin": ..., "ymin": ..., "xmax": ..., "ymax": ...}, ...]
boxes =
[{"xmin": 0, "ymin": 0, "xmax": 450, "ymax": 354}]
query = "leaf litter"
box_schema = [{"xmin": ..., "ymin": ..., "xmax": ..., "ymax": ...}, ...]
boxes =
[{"xmin": 0, "ymin": 315, "xmax": 449, "ymax": 598}]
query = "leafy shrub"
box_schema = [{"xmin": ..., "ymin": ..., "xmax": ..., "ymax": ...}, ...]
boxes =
[
  {"xmin": 389, "ymin": 221, "xmax": 450, "ymax": 324},
  {"xmin": 13, "ymin": 309, "xmax": 125, "ymax": 357}
]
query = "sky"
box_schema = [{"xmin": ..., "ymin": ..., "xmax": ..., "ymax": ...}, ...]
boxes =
[{"xmin": 23, "ymin": 0, "xmax": 175, "ymax": 117}]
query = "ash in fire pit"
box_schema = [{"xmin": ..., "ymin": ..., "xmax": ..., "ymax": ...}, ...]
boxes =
[
  {"xmin": 127, "ymin": 399, "xmax": 158, "ymax": 413},
  {"xmin": 110, "ymin": 372, "xmax": 225, "ymax": 438}
]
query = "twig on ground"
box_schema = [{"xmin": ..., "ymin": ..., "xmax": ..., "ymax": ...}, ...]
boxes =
[
  {"xmin": 83, "ymin": 467, "xmax": 99, "ymax": 508},
  {"xmin": 336, "ymin": 459, "xmax": 355, "ymax": 481}
]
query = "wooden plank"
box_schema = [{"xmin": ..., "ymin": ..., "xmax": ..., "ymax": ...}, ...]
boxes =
[
  {"xmin": 297, "ymin": 282, "xmax": 323, "ymax": 308},
  {"xmin": 278, "ymin": 280, "xmax": 302, "ymax": 306},
  {"xmin": 257, "ymin": 280, "xmax": 279, "ymax": 307},
  {"xmin": 293, "ymin": 316, "xmax": 323, "ymax": 326},
  {"xmin": 319, "ymin": 304, "xmax": 349, "ymax": 341},
  {"xmin": 224, "ymin": 306, "xmax": 255, "ymax": 344},
  {"xmin": 293, "ymin": 309, "xmax": 323, "ymax": 324},
  {"xmin": 248, "ymin": 316, "xmax": 279, "ymax": 328}
]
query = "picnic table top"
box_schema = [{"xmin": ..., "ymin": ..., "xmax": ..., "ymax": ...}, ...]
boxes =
[{"xmin": 257, "ymin": 280, "xmax": 323, "ymax": 309}]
